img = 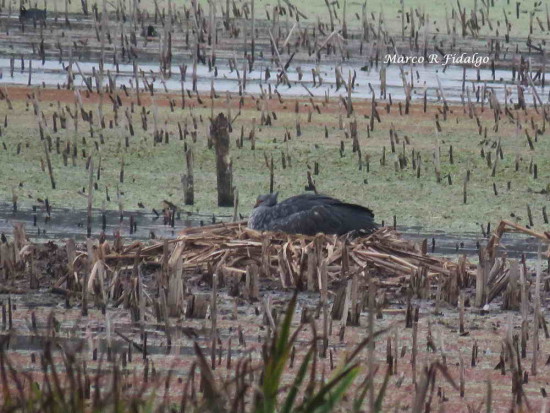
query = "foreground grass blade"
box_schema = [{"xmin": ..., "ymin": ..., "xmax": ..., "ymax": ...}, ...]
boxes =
[
  {"xmin": 298, "ymin": 364, "xmax": 360, "ymax": 412},
  {"xmin": 259, "ymin": 291, "xmax": 298, "ymax": 413},
  {"xmin": 281, "ymin": 347, "xmax": 314, "ymax": 413}
]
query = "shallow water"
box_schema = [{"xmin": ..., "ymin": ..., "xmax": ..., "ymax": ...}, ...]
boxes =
[
  {"xmin": 1, "ymin": 55, "xmax": 547, "ymax": 105},
  {"xmin": 0, "ymin": 202, "xmax": 223, "ymax": 241}
]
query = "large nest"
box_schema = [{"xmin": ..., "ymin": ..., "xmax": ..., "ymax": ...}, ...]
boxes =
[
  {"xmin": 109, "ymin": 221, "xmax": 477, "ymax": 292},
  {"xmin": 3, "ymin": 220, "xmax": 548, "ymax": 311}
]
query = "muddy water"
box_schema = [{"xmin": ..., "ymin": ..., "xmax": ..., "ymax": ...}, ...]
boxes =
[
  {"xmin": 0, "ymin": 202, "xmax": 222, "ymax": 241},
  {"xmin": 403, "ymin": 226, "xmax": 545, "ymax": 261},
  {"xmin": 0, "ymin": 56, "xmax": 546, "ymax": 104},
  {"xmin": 0, "ymin": 202, "xmax": 543, "ymax": 260}
]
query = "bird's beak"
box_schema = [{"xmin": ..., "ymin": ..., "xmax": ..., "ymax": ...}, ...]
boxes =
[{"xmin": 254, "ymin": 200, "xmax": 262, "ymax": 208}]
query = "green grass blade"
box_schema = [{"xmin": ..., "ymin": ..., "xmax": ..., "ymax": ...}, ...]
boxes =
[
  {"xmin": 281, "ymin": 347, "xmax": 314, "ymax": 413},
  {"xmin": 309, "ymin": 366, "xmax": 360, "ymax": 413},
  {"xmin": 298, "ymin": 364, "xmax": 360, "ymax": 412},
  {"xmin": 259, "ymin": 291, "xmax": 299, "ymax": 413}
]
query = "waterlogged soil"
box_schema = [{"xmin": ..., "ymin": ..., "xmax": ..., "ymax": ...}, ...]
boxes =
[
  {"xmin": 1, "ymin": 208, "xmax": 549, "ymax": 411},
  {"xmin": 2, "ymin": 282, "xmax": 550, "ymax": 411}
]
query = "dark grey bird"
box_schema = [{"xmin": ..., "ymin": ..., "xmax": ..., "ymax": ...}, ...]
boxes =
[
  {"xmin": 248, "ymin": 193, "xmax": 377, "ymax": 236},
  {"xmin": 19, "ymin": 6, "xmax": 46, "ymax": 22}
]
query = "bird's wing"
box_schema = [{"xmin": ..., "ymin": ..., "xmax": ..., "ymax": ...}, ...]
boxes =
[{"xmin": 269, "ymin": 205, "xmax": 355, "ymax": 236}]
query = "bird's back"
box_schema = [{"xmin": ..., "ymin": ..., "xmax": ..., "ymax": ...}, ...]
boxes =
[{"xmin": 280, "ymin": 193, "xmax": 374, "ymax": 215}]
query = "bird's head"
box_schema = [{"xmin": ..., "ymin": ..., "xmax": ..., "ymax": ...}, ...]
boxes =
[{"xmin": 254, "ymin": 192, "xmax": 278, "ymax": 208}]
